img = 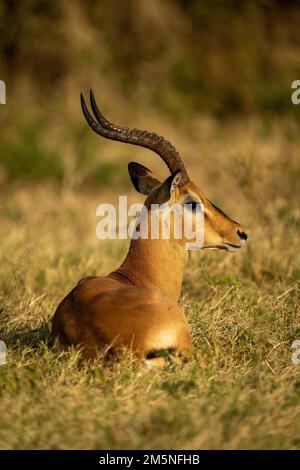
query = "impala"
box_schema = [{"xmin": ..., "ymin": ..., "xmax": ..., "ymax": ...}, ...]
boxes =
[{"xmin": 50, "ymin": 90, "xmax": 248, "ymax": 365}]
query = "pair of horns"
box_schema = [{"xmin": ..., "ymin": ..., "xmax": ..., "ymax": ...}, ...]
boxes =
[{"xmin": 80, "ymin": 90, "xmax": 189, "ymax": 186}]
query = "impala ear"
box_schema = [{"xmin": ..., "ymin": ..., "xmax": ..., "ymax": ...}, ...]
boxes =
[
  {"xmin": 169, "ymin": 171, "xmax": 181, "ymax": 195},
  {"xmin": 128, "ymin": 162, "xmax": 161, "ymax": 195},
  {"xmin": 155, "ymin": 170, "xmax": 182, "ymax": 203}
]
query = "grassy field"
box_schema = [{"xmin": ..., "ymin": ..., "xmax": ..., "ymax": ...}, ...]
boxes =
[{"xmin": 0, "ymin": 116, "xmax": 299, "ymax": 449}]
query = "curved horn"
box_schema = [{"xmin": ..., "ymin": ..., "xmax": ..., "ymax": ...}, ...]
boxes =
[{"xmin": 80, "ymin": 90, "xmax": 190, "ymax": 185}]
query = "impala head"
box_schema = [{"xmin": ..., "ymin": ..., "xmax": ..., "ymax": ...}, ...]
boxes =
[{"xmin": 81, "ymin": 90, "xmax": 248, "ymax": 252}]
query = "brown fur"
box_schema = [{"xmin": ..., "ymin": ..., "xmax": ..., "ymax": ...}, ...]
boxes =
[{"xmin": 51, "ymin": 167, "xmax": 247, "ymax": 363}]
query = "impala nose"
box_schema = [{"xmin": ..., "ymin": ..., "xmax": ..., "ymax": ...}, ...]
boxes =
[{"xmin": 237, "ymin": 229, "xmax": 248, "ymax": 241}]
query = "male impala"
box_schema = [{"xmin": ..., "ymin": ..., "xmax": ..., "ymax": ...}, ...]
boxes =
[{"xmin": 51, "ymin": 90, "xmax": 248, "ymax": 365}]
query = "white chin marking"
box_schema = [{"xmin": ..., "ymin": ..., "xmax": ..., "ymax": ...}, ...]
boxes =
[
  {"xmin": 225, "ymin": 245, "xmax": 240, "ymax": 253},
  {"xmin": 204, "ymin": 244, "xmax": 241, "ymax": 252}
]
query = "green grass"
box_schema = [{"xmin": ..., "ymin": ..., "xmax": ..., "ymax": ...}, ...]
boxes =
[
  {"xmin": 0, "ymin": 124, "xmax": 130, "ymax": 189},
  {"xmin": 0, "ymin": 127, "xmax": 63, "ymax": 183}
]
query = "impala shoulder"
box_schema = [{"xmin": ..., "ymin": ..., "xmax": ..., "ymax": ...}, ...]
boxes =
[
  {"xmin": 135, "ymin": 285, "xmax": 176, "ymax": 305},
  {"xmin": 73, "ymin": 276, "xmax": 121, "ymax": 303}
]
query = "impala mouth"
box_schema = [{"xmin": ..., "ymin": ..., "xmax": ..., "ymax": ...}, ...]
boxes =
[
  {"xmin": 204, "ymin": 242, "xmax": 244, "ymax": 252},
  {"xmin": 222, "ymin": 242, "xmax": 244, "ymax": 252}
]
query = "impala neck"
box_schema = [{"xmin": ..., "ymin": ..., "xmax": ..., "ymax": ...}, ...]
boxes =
[{"xmin": 116, "ymin": 237, "xmax": 187, "ymax": 301}]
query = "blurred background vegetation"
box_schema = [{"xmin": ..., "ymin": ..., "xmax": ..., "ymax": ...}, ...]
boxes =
[{"xmin": 0, "ymin": 0, "xmax": 300, "ymax": 188}]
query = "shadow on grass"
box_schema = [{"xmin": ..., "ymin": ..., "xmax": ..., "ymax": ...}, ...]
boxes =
[{"xmin": 0, "ymin": 321, "xmax": 51, "ymax": 350}]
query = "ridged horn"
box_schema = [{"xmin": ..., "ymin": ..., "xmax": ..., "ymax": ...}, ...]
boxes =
[{"xmin": 80, "ymin": 90, "xmax": 190, "ymax": 185}]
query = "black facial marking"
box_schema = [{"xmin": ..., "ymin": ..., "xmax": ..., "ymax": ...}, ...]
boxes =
[{"xmin": 184, "ymin": 197, "xmax": 201, "ymax": 212}]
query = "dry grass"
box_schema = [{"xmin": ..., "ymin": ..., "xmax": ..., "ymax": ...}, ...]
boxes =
[{"xmin": 0, "ymin": 117, "xmax": 300, "ymax": 449}]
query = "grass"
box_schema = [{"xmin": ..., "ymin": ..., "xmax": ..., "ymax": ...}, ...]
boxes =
[{"xmin": 0, "ymin": 117, "xmax": 300, "ymax": 449}]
